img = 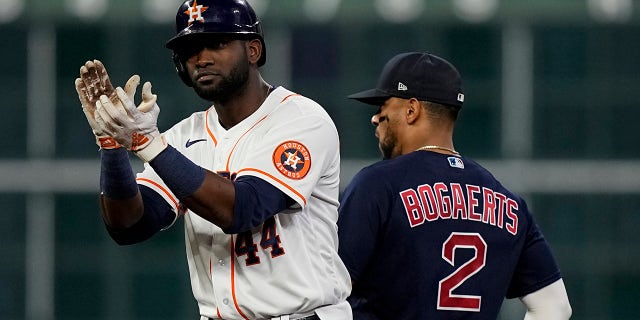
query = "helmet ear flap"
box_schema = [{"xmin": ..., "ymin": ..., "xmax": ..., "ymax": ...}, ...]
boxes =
[{"xmin": 172, "ymin": 53, "xmax": 192, "ymax": 87}]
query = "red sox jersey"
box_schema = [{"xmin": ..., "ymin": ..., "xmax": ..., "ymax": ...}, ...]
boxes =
[
  {"xmin": 136, "ymin": 87, "xmax": 352, "ymax": 319},
  {"xmin": 338, "ymin": 151, "xmax": 562, "ymax": 319}
]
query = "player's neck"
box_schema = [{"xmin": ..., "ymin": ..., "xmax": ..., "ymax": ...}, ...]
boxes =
[
  {"xmin": 400, "ymin": 122, "xmax": 455, "ymax": 156},
  {"xmin": 214, "ymin": 76, "xmax": 272, "ymax": 129}
]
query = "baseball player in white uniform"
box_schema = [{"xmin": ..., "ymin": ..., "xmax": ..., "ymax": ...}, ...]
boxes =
[{"xmin": 73, "ymin": 0, "xmax": 351, "ymax": 319}]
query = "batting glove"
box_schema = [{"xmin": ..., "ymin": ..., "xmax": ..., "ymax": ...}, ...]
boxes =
[
  {"xmin": 94, "ymin": 80, "xmax": 167, "ymax": 162},
  {"xmin": 75, "ymin": 60, "xmax": 140, "ymax": 149}
]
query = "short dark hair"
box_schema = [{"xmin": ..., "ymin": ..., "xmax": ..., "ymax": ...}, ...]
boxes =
[{"xmin": 421, "ymin": 101, "xmax": 459, "ymax": 121}]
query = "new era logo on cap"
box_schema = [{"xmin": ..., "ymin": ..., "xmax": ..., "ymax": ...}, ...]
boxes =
[{"xmin": 347, "ymin": 52, "xmax": 464, "ymax": 108}]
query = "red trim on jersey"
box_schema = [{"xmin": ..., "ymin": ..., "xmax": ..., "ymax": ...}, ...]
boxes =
[
  {"xmin": 230, "ymin": 236, "xmax": 250, "ymax": 320},
  {"xmin": 216, "ymin": 308, "xmax": 223, "ymax": 319},
  {"xmin": 280, "ymin": 93, "xmax": 301, "ymax": 103},
  {"xmin": 136, "ymin": 177, "xmax": 179, "ymax": 210},
  {"xmin": 237, "ymin": 168, "xmax": 307, "ymax": 206},
  {"xmin": 205, "ymin": 108, "xmax": 219, "ymax": 146},
  {"xmin": 223, "ymin": 92, "xmax": 306, "ymax": 173},
  {"xmin": 225, "ymin": 115, "xmax": 269, "ymax": 172}
]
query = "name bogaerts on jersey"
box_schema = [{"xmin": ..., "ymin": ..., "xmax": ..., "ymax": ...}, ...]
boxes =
[
  {"xmin": 399, "ymin": 183, "xmax": 519, "ymax": 235},
  {"xmin": 272, "ymin": 140, "xmax": 311, "ymax": 180}
]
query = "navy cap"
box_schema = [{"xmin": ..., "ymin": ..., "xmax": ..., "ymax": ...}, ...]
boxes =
[{"xmin": 348, "ymin": 52, "xmax": 464, "ymax": 108}]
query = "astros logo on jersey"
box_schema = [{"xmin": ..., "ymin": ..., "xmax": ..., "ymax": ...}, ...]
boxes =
[
  {"xmin": 184, "ymin": 0, "xmax": 208, "ymax": 25},
  {"xmin": 273, "ymin": 141, "xmax": 311, "ymax": 180}
]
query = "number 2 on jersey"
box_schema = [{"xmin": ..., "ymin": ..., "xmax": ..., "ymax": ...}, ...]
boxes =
[{"xmin": 437, "ymin": 232, "xmax": 487, "ymax": 312}]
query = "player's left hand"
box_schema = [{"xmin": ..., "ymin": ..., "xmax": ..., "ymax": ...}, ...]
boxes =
[
  {"xmin": 94, "ymin": 79, "xmax": 167, "ymax": 162},
  {"xmin": 76, "ymin": 60, "xmax": 142, "ymax": 149},
  {"xmin": 76, "ymin": 60, "xmax": 120, "ymax": 149}
]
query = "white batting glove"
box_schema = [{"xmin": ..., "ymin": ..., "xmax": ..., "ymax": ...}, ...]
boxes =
[
  {"xmin": 75, "ymin": 59, "xmax": 140, "ymax": 149},
  {"xmin": 94, "ymin": 81, "xmax": 167, "ymax": 162}
]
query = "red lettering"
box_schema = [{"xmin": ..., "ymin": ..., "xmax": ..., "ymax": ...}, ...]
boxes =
[
  {"xmin": 450, "ymin": 183, "xmax": 467, "ymax": 220},
  {"xmin": 417, "ymin": 184, "xmax": 439, "ymax": 221},
  {"xmin": 505, "ymin": 198, "xmax": 519, "ymax": 235},
  {"xmin": 494, "ymin": 193, "xmax": 507, "ymax": 228},
  {"xmin": 466, "ymin": 185, "xmax": 481, "ymax": 221},
  {"xmin": 434, "ymin": 183, "xmax": 451, "ymax": 219},
  {"xmin": 400, "ymin": 189, "xmax": 425, "ymax": 227},
  {"xmin": 397, "ymin": 183, "xmax": 519, "ymax": 237},
  {"xmin": 482, "ymin": 188, "xmax": 496, "ymax": 225}
]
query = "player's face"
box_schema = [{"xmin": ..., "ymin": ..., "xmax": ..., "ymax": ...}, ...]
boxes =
[
  {"xmin": 371, "ymin": 98, "xmax": 404, "ymax": 159},
  {"xmin": 184, "ymin": 38, "xmax": 251, "ymax": 103}
]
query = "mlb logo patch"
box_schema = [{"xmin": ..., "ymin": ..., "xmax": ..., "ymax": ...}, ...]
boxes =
[{"xmin": 448, "ymin": 157, "xmax": 464, "ymax": 169}]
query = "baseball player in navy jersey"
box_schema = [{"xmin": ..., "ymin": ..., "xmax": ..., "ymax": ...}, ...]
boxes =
[
  {"xmin": 73, "ymin": 0, "xmax": 351, "ymax": 319},
  {"xmin": 337, "ymin": 52, "xmax": 572, "ymax": 319}
]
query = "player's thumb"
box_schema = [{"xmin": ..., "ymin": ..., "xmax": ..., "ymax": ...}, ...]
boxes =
[
  {"xmin": 138, "ymin": 81, "xmax": 157, "ymax": 113},
  {"xmin": 124, "ymin": 75, "xmax": 141, "ymax": 101}
]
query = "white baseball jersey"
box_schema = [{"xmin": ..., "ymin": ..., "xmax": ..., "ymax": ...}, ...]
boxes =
[{"xmin": 136, "ymin": 87, "xmax": 352, "ymax": 319}]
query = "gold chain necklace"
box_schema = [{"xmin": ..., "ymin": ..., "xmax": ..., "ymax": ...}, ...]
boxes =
[{"xmin": 416, "ymin": 145, "xmax": 460, "ymax": 155}]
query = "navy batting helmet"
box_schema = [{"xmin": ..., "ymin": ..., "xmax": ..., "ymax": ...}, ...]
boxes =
[{"xmin": 166, "ymin": 0, "xmax": 266, "ymax": 86}]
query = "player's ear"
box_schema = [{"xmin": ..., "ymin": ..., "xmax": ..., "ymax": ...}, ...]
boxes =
[
  {"xmin": 405, "ymin": 98, "xmax": 421, "ymax": 124},
  {"xmin": 246, "ymin": 39, "xmax": 262, "ymax": 65}
]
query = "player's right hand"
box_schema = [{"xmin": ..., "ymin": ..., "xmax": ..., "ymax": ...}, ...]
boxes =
[
  {"xmin": 75, "ymin": 59, "xmax": 139, "ymax": 149},
  {"xmin": 94, "ymin": 80, "xmax": 167, "ymax": 162}
]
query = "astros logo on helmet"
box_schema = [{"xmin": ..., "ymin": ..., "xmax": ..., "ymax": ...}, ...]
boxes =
[{"xmin": 184, "ymin": 0, "xmax": 209, "ymax": 25}]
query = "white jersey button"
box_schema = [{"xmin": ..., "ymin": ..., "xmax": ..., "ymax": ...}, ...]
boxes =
[
  {"xmin": 222, "ymin": 298, "xmax": 229, "ymax": 305},
  {"xmin": 218, "ymin": 259, "xmax": 225, "ymax": 266}
]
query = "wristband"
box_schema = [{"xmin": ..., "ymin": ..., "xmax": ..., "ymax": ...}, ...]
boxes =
[
  {"xmin": 149, "ymin": 145, "xmax": 206, "ymax": 199},
  {"xmin": 100, "ymin": 148, "xmax": 138, "ymax": 199}
]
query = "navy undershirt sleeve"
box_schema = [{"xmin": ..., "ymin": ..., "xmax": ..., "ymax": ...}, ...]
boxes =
[
  {"xmin": 223, "ymin": 176, "xmax": 295, "ymax": 234},
  {"xmin": 105, "ymin": 185, "xmax": 176, "ymax": 245}
]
